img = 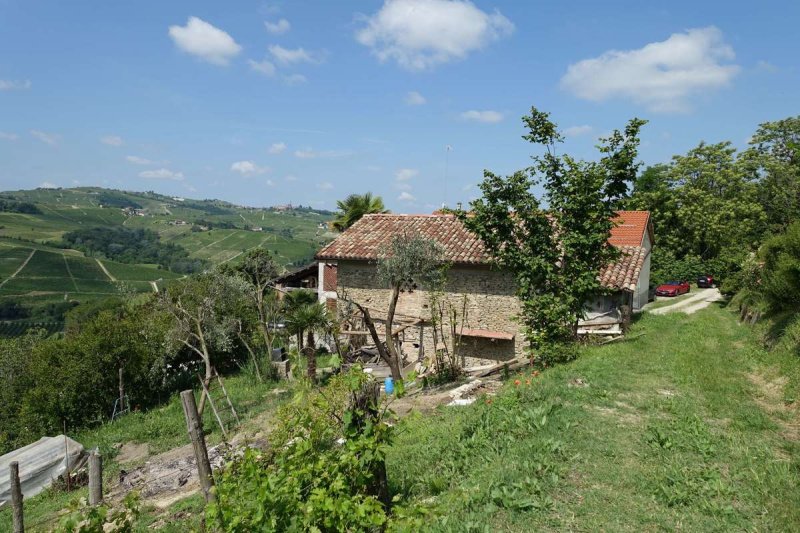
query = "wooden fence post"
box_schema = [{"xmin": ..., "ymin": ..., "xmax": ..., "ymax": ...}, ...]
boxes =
[
  {"xmin": 180, "ymin": 390, "xmax": 216, "ymax": 503},
  {"xmin": 88, "ymin": 451, "xmax": 103, "ymax": 506},
  {"xmin": 10, "ymin": 461, "xmax": 24, "ymax": 533}
]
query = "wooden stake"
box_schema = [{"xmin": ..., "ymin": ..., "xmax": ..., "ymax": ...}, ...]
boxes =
[
  {"xmin": 180, "ymin": 390, "xmax": 216, "ymax": 503},
  {"xmin": 88, "ymin": 451, "xmax": 103, "ymax": 506},
  {"xmin": 10, "ymin": 461, "xmax": 24, "ymax": 533}
]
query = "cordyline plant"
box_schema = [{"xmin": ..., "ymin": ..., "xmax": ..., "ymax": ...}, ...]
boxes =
[{"xmin": 461, "ymin": 106, "xmax": 646, "ymax": 360}]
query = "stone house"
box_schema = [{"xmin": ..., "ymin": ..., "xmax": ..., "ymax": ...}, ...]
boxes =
[{"xmin": 315, "ymin": 211, "xmax": 652, "ymax": 367}]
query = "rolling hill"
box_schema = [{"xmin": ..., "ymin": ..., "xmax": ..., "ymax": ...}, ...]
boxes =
[{"xmin": 0, "ymin": 186, "xmax": 335, "ymax": 335}]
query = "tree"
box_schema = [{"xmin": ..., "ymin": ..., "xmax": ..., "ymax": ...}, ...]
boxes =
[
  {"xmin": 159, "ymin": 272, "xmax": 249, "ymax": 413},
  {"xmin": 462, "ymin": 106, "xmax": 645, "ymax": 355},
  {"xmin": 282, "ymin": 289, "xmax": 318, "ymax": 349},
  {"xmin": 759, "ymin": 221, "xmax": 800, "ymax": 312},
  {"xmin": 747, "ymin": 116, "xmax": 800, "ymax": 233},
  {"xmin": 370, "ymin": 233, "xmax": 446, "ymax": 381},
  {"xmin": 284, "ymin": 301, "xmax": 331, "ymax": 382},
  {"xmin": 220, "ymin": 248, "xmax": 280, "ymax": 351},
  {"xmin": 667, "ymin": 141, "xmax": 765, "ymax": 262},
  {"xmin": 332, "ymin": 192, "xmax": 389, "ymax": 231}
]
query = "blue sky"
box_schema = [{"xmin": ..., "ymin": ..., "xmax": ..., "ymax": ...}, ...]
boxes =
[{"xmin": 1, "ymin": 0, "xmax": 797, "ymax": 211}]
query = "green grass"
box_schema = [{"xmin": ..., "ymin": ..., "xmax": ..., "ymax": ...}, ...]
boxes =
[
  {"xmin": 388, "ymin": 305, "xmax": 800, "ymax": 531},
  {"xmin": 0, "ymin": 372, "xmax": 292, "ymax": 532}
]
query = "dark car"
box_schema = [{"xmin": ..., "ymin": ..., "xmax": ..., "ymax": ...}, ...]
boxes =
[
  {"xmin": 655, "ymin": 280, "xmax": 690, "ymax": 297},
  {"xmin": 697, "ymin": 274, "xmax": 715, "ymax": 288}
]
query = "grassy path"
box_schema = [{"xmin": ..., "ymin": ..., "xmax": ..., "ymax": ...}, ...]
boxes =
[
  {"xmin": 389, "ymin": 305, "xmax": 800, "ymax": 531},
  {"xmin": 95, "ymin": 258, "xmax": 117, "ymax": 281},
  {"xmin": 0, "ymin": 249, "xmax": 35, "ymax": 288}
]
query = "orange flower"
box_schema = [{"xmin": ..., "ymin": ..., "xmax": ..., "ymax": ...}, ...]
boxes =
[
  {"xmin": 533, "ymin": 370, "xmax": 540, "ymax": 377},
  {"xmin": 514, "ymin": 379, "xmax": 521, "ymax": 386},
  {"xmin": 525, "ymin": 379, "xmax": 531, "ymax": 385}
]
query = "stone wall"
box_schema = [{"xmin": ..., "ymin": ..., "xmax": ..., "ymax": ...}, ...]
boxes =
[{"xmin": 336, "ymin": 260, "xmax": 524, "ymax": 366}]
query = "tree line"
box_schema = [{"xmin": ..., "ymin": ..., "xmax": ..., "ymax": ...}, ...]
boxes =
[{"xmin": 61, "ymin": 226, "xmax": 208, "ymax": 273}]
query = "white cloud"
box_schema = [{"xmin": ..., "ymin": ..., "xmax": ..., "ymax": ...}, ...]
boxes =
[
  {"xmin": 39, "ymin": 181, "xmax": 58, "ymax": 189},
  {"xmin": 268, "ymin": 45, "xmax": 321, "ymax": 65},
  {"xmin": 284, "ymin": 174, "xmax": 298, "ymax": 182},
  {"xmin": 317, "ymin": 181, "xmax": 334, "ymax": 190},
  {"xmin": 560, "ymin": 26, "xmax": 740, "ymax": 113},
  {"xmin": 460, "ymin": 110, "xmax": 504, "ymax": 123},
  {"xmin": 396, "ymin": 168, "xmax": 418, "ymax": 181},
  {"xmin": 404, "ymin": 91, "xmax": 426, "ymax": 106},
  {"xmin": 30, "ymin": 130, "xmax": 60, "ymax": 145},
  {"xmin": 248, "ymin": 58, "xmax": 276, "ymax": 76},
  {"xmin": 398, "ymin": 191, "xmax": 416, "ymax": 201},
  {"xmin": 168, "ymin": 17, "xmax": 242, "ymax": 66},
  {"xmin": 231, "ymin": 160, "xmax": 270, "ymax": 176},
  {"xmin": 126, "ymin": 155, "xmax": 156, "ymax": 165},
  {"xmin": 563, "ymin": 125, "xmax": 592, "ymax": 137},
  {"xmin": 356, "ymin": 0, "xmax": 514, "ymax": 71},
  {"xmin": 395, "ymin": 182, "xmax": 412, "ymax": 191},
  {"xmin": 100, "ymin": 135, "xmax": 123, "ymax": 146},
  {"xmin": 139, "ymin": 168, "xmax": 184, "ymax": 180},
  {"xmin": 294, "ymin": 148, "xmax": 352, "ymax": 159},
  {"xmin": 0, "ymin": 79, "xmax": 31, "ymax": 91},
  {"xmin": 268, "ymin": 142, "xmax": 287, "ymax": 154},
  {"xmin": 265, "ymin": 179, "xmax": 276, "ymax": 187},
  {"xmin": 265, "ymin": 18, "xmax": 291, "ymax": 34},
  {"xmin": 0, "ymin": 132, "xmax": 18, "ymax": 141}
]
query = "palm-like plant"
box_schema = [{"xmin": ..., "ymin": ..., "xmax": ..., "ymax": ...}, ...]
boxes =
[
  {"xmin": 332, "ymin": 192, "xmax": 389, "ymax": 231},
  {"xmin": 284, "ymin": 302, "xmax": 331, "ymax": 382}
]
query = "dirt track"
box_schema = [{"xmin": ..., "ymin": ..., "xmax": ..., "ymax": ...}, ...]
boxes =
[{"xmin": 648, "ymin": 288, "xmax": 723, "ymax": 315}]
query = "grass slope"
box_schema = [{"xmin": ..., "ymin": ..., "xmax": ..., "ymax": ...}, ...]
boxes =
[{"xmin": 389, "ymin": 305, "xmax": 800, "ymax": 531}]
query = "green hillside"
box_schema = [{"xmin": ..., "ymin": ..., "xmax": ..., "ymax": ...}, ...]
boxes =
[
  {"xmin": 0, "ymin": 187, "xmax": 334, "ymax": 268},
  {"xmin": 0, "ymin": 186, "xmax": 335, "ymax": 336}
]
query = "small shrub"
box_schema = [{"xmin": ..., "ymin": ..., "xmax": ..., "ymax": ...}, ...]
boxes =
[{"xmin": 56, "ymin": 493, "xmax": 139, "ymax": 533}]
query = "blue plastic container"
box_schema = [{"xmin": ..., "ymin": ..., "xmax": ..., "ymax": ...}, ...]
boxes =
[{"xmin": 384, "ymin": 376, "xmax": 394, "ymax": 395}]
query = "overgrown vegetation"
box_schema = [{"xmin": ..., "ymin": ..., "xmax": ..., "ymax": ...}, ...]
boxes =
[
  {"xmin": 208, "ymin": 369, "xmax": 424, "ymax": 531},
  {"xmin": 627, "ymin": 116, "xmax": 799, "ymax": 284}
]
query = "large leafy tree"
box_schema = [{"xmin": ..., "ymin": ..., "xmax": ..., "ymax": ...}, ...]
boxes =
[
  {"xmin": 667, "ymin": 142, "xmax": 766, "ymax": 261},
  {"xmin": 462, "ymin": 107, "xmax": 645, "ymax": 355},
  {"xmin": 747, "ymin": 116, "xmax": 800, "ymax": 233},
  {"xmin": 332, "ymin": 192, "xmax": 389, "ymax": 231}
]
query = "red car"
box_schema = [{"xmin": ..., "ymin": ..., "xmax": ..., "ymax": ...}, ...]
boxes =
[{"xmin": 655, "ymin": 280, "xmax": 690, "ymax": 297}]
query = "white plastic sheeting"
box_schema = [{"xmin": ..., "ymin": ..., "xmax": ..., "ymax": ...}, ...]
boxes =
[{"xmin": 0, "ymin": 436, "xmax": 86, "ymax": 509}]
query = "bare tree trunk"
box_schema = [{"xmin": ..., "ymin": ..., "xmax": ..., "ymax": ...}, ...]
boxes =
[
  {"xmin": 306, "ymin": 330, "xmax": 317, "ymax": 383},
  {"xmin": 118, "ymin": 364, "xmax": 125, "ymax": 412},
  {"xmin": 383, "ymin": 284, "xmax": 403, "ymax": 381},
  {"xmin": 353, "ymin": 301, "xmax": 401, "ymax": 381},
  {"xmin": 196, "ymin": 322, "xmax": 213, "ymax": 415}
]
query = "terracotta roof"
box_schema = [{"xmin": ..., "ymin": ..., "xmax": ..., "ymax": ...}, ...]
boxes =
[
  {"xmin": 598, "ymin": 245, "xmax": 648, "ymax": 292},
  {"xmin": 609, "ymin": 211, "xmax": 652, "ymax": 247},
  {"xmin": 316, "ymin": 214, "xmax": 489, "ymax": 264},
  {"xmin": 316, "ymin": 212, "xmax": 651, "ymax": 292}
]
